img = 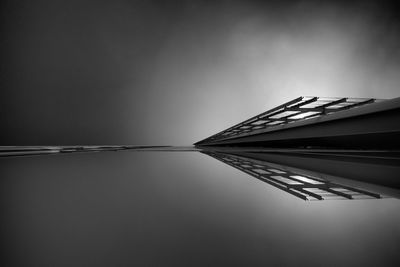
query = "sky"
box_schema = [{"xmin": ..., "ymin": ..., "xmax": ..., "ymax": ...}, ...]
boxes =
[{"xmin": 1, "ymin": 0, "xmax": 400, "ymax": 145}]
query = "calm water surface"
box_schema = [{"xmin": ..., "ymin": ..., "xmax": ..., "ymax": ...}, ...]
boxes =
[{"xmin": 1, "ymin": 151, "xmax": 399, "ymax": 266}]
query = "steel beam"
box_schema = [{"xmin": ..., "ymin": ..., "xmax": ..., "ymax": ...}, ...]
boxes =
[{"xmin": 196, "ymin": 97, "xmax": 400, "ymax": 149}]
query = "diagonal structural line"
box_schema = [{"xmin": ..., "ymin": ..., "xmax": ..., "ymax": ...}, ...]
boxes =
[
  {"xmin": 196, "ymin": 96, "xmax": 381, "ymax": 145},
  {"xmin": 202, "ymin": 150, "xmax": 382, "ymax": 201}
]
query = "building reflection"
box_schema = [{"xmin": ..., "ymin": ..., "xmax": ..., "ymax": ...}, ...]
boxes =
[
  {"xmin": 2, "ymin": 145, "xmax": 397, "ymax": 201},
  {"xmin": 202, "ymin": 150, "xmax": 387, "ymax": 201}
]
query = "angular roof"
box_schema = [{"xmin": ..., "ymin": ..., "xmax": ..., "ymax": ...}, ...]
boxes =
[{"xmin": 196, "ymin": 96, "xmax": 384, "ymax": 145}]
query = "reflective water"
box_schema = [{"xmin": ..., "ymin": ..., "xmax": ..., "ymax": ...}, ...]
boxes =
[{"xmin": 1, "ymin": 150, "xmax": 400, "ymax": 266}]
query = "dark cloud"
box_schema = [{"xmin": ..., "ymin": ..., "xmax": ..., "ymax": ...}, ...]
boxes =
[{"xmin": 1, "ymin": 0, "xmax": 400, "ymax": 145}]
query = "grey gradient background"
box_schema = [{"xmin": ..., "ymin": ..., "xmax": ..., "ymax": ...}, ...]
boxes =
[
  {"xmin": 2, "ymin": 0, "xmax": 400, "ymax": 145},
  {"xmin": 1, "ymin": 151, "xmax": 400, "ymax": 266}
]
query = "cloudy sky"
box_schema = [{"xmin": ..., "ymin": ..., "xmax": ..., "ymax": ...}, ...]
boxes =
[{"xmin": 2, "ymin": 0, "xmax": 400, "ymax": 145}]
